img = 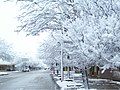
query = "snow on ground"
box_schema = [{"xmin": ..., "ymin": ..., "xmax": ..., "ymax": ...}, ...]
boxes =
[
  {"xmin": 0, "ymin": 72, "xmax": 8, "ymax": 75},
  {"xmin": 110, "ymin": 81, "xmax": 120, "ymax": 85},
  {"xmin": 73, "ymin": 73, "xmax": 82, "ymax": 77},
  {"xmin": 89, "ymin": 79, "xmax": 120, "ymax": 85},
  {"xmin": 77, "ymin": 89, "xmax": 96, "ymax": 90},
  {"xmin": 56, "ymin": 80, "xmax": 85, "ymax": 90},
  {"xmin": 0, "ymin": 71, "xmax": 20, "ymax": 76},
  {"xmin": 53, "ymin": 76, "xmax": 61, "ymax": 80},
  {"xmin": 53, "ymin": 73, "xmax": 120, "ymax": 90},
  {"xmin": 53, "ymin": 73, "xmax": 85, "ymax": 90},
  {"xmin": 89, "ymin": 78, "xmax": 120, "ymax": 85},
  {"xmin": 89, "ymin": 78, "xmax": 108, "ymax": 82}
]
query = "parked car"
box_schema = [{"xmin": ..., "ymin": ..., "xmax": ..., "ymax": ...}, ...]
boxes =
[{"xmin": 22, "ymin": 68, "xmax": 30, "ymax": 72}]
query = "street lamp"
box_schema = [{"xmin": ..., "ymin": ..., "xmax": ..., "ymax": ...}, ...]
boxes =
[
  {"xmin": 59, "ymin": 28, "xmax": 64, "ymax": 82},
  {"xmin": 57, "ymin": 41, "xmax": 64, "ymax": 81}
]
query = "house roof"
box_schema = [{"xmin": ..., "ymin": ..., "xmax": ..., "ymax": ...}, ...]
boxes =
[{"xmin": 0, "ymin": 59, "xmax": 13, "ymax": 65}]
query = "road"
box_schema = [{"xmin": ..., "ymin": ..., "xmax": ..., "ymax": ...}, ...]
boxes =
[{"xmin": 0, "ymin": 70, "xmax": 60, "ymax": 90}]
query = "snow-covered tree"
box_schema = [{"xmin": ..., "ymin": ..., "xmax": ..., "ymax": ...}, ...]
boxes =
[
  {"xmin": 0, "ymin": 39, "xmax": 14, "ymax": 62},
  {"xmin": 16, "ymin": 0, "xmax": 120, "ymax": 69}
]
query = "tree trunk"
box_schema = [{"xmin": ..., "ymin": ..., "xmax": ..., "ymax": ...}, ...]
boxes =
[{"xmin": 82, "ymin": 67, "xmax": 89, "ymax": 89}]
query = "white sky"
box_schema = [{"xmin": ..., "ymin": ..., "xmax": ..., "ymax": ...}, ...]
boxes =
[{"xmin": 0, "ymin": 1, "xmax": 49, "ymax": 60}]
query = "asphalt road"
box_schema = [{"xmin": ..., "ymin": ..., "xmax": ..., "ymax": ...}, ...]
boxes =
[{"xmin": 0, "ymin": 70, "xmax": 60, "ymax": 90}]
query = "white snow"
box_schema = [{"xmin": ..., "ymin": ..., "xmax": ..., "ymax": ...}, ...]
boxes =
[
  {"xmin": 77, "ymin": 89, "xmax": 96, "ymax": 90},
  {"xmin": 89, "ymin": 78, "xmax": 108, "ymax": 82},
  {"xmin": 0, "ymin": 71, "xmax": 20, "ymax": 76},
  {"xmin": 54, "ymin": 73, "xmax": 85, "ymax": 90},
  {"xmin": 53, "ymin": 76, "xmax": 61, "ymax": 80},
  {"xmin": 0, "ymin": 59, "xmax": 12, "ymax": 65},
  {"xmin": 89, "ymin": 78, "xmax": 120, "ymax": 86},
  {"xmin": 56, "ymin": 80, "xmax": 84, "ymax": 89},
  {"xmin": 101, "ymin": 64, "xmax": 111, "ymax": 73},
  {"xmin": 111, "ymin": 81, "xmax": 120, "ymax": 85},
  {"xmin": 73, "ymin": 73, "xmax": 82, "ymax": 77},
  {"xmin": 0, "ymin": 72, "xmax": 8, "ymax": 75}
]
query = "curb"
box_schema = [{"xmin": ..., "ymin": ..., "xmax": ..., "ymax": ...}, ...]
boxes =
[{"xmin": 50, "ymin": 74, "xmax": 61, "ymax": 89}]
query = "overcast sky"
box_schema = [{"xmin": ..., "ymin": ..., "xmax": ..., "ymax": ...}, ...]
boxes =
[{"xmin": 0, "ymin": 1, "xmax": 49, "ymax": 60}]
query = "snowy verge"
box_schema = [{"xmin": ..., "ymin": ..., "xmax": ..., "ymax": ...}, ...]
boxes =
[
  {"xmin": 89, "ymin": 78, "xmax": 108, "ymax": 82},
  {"xmin": 0, "ymin": 71, "xmax": 21, "ymax": 76},
  {"xmin": 89, "ymin": 78, "xmax": 120, "ymax": 85},
  {"xmin": 0, "ymin": 72, "xmax": 8, "ymax": 75},
  {"xmin": 52, "ymin": 74, "xmax": 85, "ymax": 90},
  {"xmin": 56, "ymin": 80, "xmax": 85, "ymax": 90},
  {"xmin": 110, "ymin": 80, "xmax": 120, "ymax": 85}
]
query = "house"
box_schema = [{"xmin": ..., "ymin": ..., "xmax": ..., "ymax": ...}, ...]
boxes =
[
  {"xmin": 88, "ymin": 65, "xmax": 120, "ymax": 81},
  {"xmin": 89, "ymin": 65, "xmax": 100, "ymax": 77},
  {"xmin": 0, "ymin": 59, "xmax": 15, "ymax": 71}
]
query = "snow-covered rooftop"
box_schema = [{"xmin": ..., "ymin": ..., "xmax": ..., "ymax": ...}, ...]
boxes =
[{"xmin": 0, "ymin": 59, "xmax": 12, "ymax": 65}]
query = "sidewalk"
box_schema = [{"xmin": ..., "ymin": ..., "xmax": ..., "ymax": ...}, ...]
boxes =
[
  {"xmin": 51, "ymin": 73, "xmax": 120, "ymax": 90},
  {"xmin": 51, "ymin": 73, "xmax": 86, "ymax": 90},
  {"xmin": 0, "ymin": 72, "xmax": 8, "ymax": 76},
  {"xmin": 0, "ymin": 71, "xmax": 20, "ymax": 76},
  {"xmin": 88, "ymin": 78, "xmax": 120, "ymax": 89}
]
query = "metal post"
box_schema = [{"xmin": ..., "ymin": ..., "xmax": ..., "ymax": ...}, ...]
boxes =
[
  {"xmin": 60, "ymin": 29, "xmax": 64, "ymax": 82},
  {"xmin": 60, "ymin": 44, "xmax": 64, "ymax": 81}
]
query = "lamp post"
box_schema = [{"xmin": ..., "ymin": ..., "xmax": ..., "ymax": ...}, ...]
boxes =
[
  {"xmin": 60, "ymin": 28, "xmax": 64, "ymax": 82},
  {"xmin": 60, "ymin": 43, "xmax": 64, "ymax": 81}
]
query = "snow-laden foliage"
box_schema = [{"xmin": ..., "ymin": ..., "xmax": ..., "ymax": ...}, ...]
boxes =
[
  {"xmin": 0, "ymin": 39, "xmax": 14, "ymax": 62},
  {"xmin": 17, "ymin": 0, "xmax": 120, "ymax": 68},
  {"xmin": 38, "ymin": 35, "xmax": 61, "ymax": 66}
]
